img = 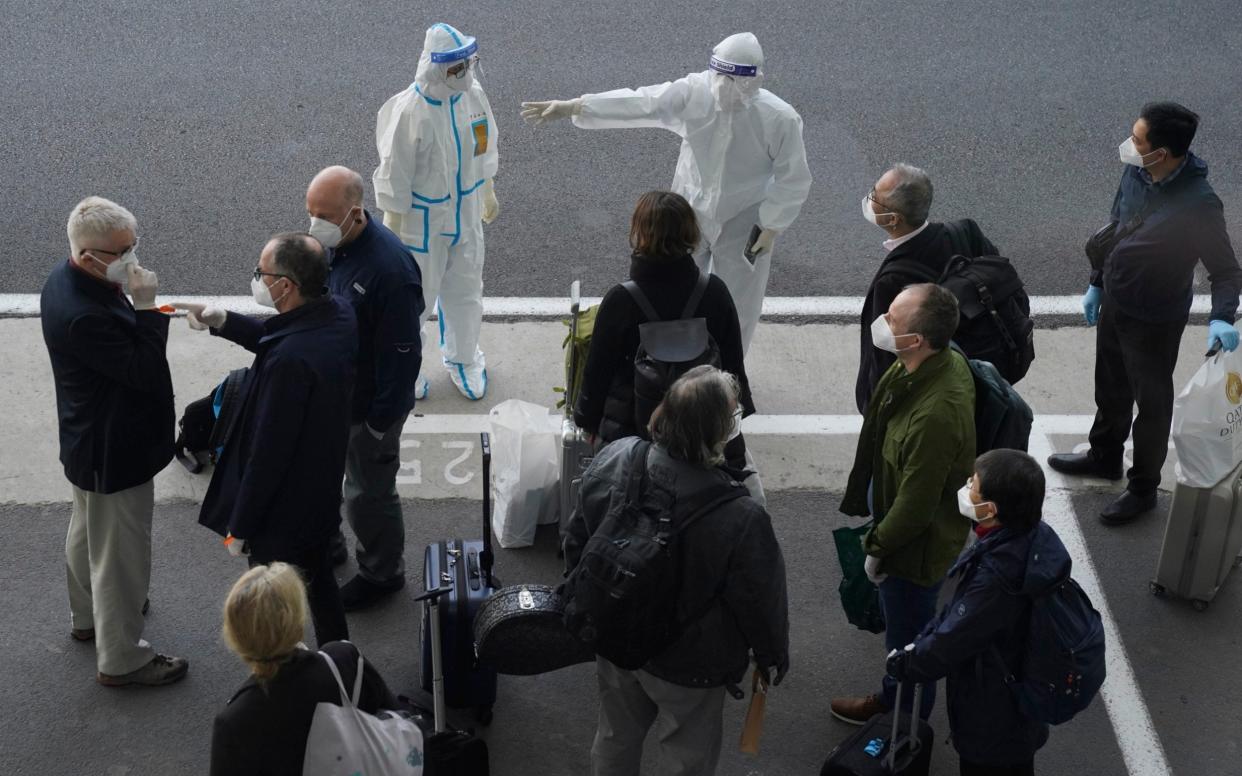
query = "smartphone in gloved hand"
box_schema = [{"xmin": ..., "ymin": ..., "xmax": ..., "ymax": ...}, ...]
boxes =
[{"xmin": 743, "ymin": 225, "xmax": 763, "ymax": 264}]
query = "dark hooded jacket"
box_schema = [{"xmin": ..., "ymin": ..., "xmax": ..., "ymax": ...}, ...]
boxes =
[
  {"xmin": 563, "ymin": 436, "xmax": 789, "ymax": 688},
  {"xmin": 901, "ymin": 521, "xmax": 1070, "ymax": 766}
]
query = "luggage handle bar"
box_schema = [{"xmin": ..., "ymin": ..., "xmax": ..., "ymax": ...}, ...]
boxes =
[
  {"xmin": 479, "ymin": 432, "xmax": 495, "ymax": 588},
  {"xmin": 888, "ymin": 679, "xmax": 924, "ymax": 771},
  {"xmin": 566, "ymin": 280, "xmax": 581, "ymax": 419},
  {"xmin": 417, "ymin": 586, "xmax": 453, "ymax": 732}
]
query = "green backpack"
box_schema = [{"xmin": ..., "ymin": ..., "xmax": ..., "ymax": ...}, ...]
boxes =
[{"xmin": 556, "ymin": 301, "xmax": 598, "ymax": 411}]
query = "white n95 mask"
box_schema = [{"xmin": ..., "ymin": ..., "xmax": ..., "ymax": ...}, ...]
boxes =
[
  {"xmin": 957, "ymin": 482, "xmax": 995, "ymax": 522},
  {"xmin": 251, "ymin": 277, "xmax": 285, "ymax": 309},
  {"xmin": 862, "ymin": 196, "xmax": 895, "ymax": 226},
  {"xmin": 90, "ymin": 249, "xmax": 138, "ymax": 285},
  {"xmin": 1118, "ymin": 137, "xmax": 1160, "ymax": 167},
  {"xmin": 870, "ymin": 315, "xmax": 916, "ymax": 354},
  {"xmin": 309, "ymin": 210, "xmax": 352, "ymax": 249}
]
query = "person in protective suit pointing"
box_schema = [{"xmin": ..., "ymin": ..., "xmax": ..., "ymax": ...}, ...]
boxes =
[
  {"xmin": 374, "ymin": 22, "xmax": 499, "ymax": 401},
  {"xmin": 522, "ymin": 32, "xmax": 812, "ymax": 354}
]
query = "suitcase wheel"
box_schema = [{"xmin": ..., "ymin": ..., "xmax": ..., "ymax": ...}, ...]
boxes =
[
  {"xmin": 473, "ymin": 705, "xmax": 493, "ymax": 725},
  {"xmin": 1149, "ymin": 582, "xmax": 1166, "ymax": 598},
  {"xmin": 1192, "ymin": 599, "xmax": 1209, "ymax": 612}
]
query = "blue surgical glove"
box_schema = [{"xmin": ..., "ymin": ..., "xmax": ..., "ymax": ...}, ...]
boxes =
[
  {"xmin": 1082, "ymin": 285, "xmax": 1103, "ymax": 326},
  {"xmin": 1209, "ymin": 320, "xmax": 1240, "ymax": 352}
]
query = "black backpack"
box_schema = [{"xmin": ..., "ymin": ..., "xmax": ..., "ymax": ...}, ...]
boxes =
[
  {"xmin": 561, "ymin": 441, "xmax": 749, "ymax": 670},
  {"xmin": 624, "ymin": 272, "xmax": 722, "ymax": 435},
  {"xmin": 174, "ymin": 368, "xmax": 249, "ymax": 474},
  {"xmin": 884, "ymin": 221, "xmax": 1036, "ymax": 385},
  {"xmin": 952, "ymin": 346, "xmax": 1033, "ymax": 453}
]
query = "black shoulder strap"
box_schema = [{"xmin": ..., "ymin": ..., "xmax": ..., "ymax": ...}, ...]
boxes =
[
  {"xmin": 679, "ymin": 272, "xmax": 710, "ymax": 319},
  {"xmin": 623, "ymin": 440, "xmax": 653, "ymax": 503},
  {"xmin": 622, "ymin": 280, "xmax": 661, "ymax": 323}
]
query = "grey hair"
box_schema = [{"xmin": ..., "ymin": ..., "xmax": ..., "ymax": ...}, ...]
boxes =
[
  {"xmin": 66, "ymin": 196, "xmax": 137, "ymax": 256},
  {"xmin": 648, "ymin": 365, "xmax": 739, "ymax": 467},
  {"xmin": 884, "ymin": 163, "xmax": 933, "ymax": 227}
]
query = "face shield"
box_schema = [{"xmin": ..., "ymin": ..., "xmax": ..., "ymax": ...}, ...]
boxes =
[
  {"xmin": 708, "ymin": 54, "xmax": 763, "ymax": 110},
  {"xmin": 416, "ymin": 24, "xmax": 478, "ymax": 97},
  {"xmin": 432, "ymin": 38, "xmax": 479, "ymax": 92}
]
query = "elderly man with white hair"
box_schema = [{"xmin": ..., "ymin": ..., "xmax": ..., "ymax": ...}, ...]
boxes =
[{"xmin": 40, "ymin": 196, "xmax": 188, "ymax": 687}]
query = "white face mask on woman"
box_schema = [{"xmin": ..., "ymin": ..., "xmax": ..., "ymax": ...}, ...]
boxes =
[{"xmin": 870, "ymin": 314, "xmax": 919, "ymax": 354}]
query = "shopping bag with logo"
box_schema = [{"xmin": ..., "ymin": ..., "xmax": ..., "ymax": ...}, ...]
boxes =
[
  {"xmin": 488, "ymin": 399, "xmax": 561, "ymax": 548},
  {"xmin": 1171, "ymin": 348, "xmax": 1242, "ymax": 488},
  {"xmin": 832, "ymin": 521, "xmax": 886, "ymax": 634}
]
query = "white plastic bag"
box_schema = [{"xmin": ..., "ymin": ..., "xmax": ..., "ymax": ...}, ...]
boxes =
[
  {"xmin": 488, "ymin": 399, "xmax": 561, "ymax": 548},
  {"xmin": 1171, "ymin": 349, "xmax": 1242, "ymax": 487}
]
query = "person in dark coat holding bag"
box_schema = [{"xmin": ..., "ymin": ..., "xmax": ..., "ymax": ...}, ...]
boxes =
[
  {"xmin": 181, "ymin": 233, "xmax": 358, "ymax": 646},
  {"xmin": 885, "ymin": 449, "xmax": 1068, "ymax": 776},
  {"xmin": 574, "ymin": 190, "xmax": 762, "ymax": 500}
]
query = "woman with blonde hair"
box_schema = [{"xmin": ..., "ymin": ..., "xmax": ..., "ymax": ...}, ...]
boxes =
[{"xmin": 209, "ymin": 563, "xmax": 397, "ymax": 776}]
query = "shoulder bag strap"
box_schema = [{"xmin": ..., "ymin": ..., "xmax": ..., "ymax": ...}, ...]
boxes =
[
  {"xmin": 679, "ymin": 271, "xmax": 710, "ymax": 319},
  {"xmin": 317, "ymin": 650, "xmax": 355, "ymax": 708},
  {"xmin": 623, "ymin": 440, "xmax": 653, "ymax": 504},
  {"xmin": 622, "ymin": 280, "xmax": 661, "ymax": 323}
]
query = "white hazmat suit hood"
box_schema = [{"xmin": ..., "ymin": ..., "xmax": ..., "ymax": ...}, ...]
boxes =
[
  {"xmin": 709, "ymin": 32, "xmax": 764, "ymax": 110},
  {"xmin": 414, "ymin": 23, "xmax": 478, "ymax": 99}
]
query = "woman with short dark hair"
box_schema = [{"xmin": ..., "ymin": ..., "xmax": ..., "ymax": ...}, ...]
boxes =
[
  {"xmin": 574, "ymin": 191, "xmax": 759, "ymax": 493},
  {"xmin": 885, "ymin": 449, "xmax": 1069, "ymax": 776}
]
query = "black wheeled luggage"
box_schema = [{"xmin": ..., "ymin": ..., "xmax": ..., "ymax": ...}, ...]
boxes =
[
  {"xmin": 820, "ymin": 682, "xmax": 933, "ymax": 776},
  {"xmin": 421, "ymin": 433, "xmax": 499, "ymax": 725}
]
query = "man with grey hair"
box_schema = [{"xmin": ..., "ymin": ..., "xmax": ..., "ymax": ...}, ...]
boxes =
[
  {"xmin": 563, "ymin": 364, "xmax": 789, "ymax": 776},
  {"xmin": 856, "ymin": 163, "xmax": 997, "ymax": 413},
  {"xmin": 833, "ymin": 283, "xmax": 975, "ymax": 724},
  {"xmin": 41, "ymin": 196, "xmax": 188, "ymax": 686}
]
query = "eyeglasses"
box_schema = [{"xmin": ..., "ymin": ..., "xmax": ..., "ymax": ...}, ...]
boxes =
[
  {"xmin": 446, "ymin": 55, "xmax": 479, "ymax": 79},
  {"xmin": 83, "ymin": 236, "xmax": 139, "ymax": 257},
  {"xmin": 253, "ymin": 266, "xmax": 292, "ymax": 283},
  {"xmin": 866, "ymin": 189, "xmax": 895, "ymax": 213}
]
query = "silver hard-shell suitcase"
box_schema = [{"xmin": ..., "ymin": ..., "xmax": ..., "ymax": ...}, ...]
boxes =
[
  {"xmin": 560, "ymin": 280, "xmax": 594, "ymax": 539},
  {"xmin": 1151, "ymin": 458, "xmax": 1242, "ymax": 610}
]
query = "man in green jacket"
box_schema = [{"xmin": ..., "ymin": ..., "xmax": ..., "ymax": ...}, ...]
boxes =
[{"xmin": 831, "ymin": 283, "xmax": 975, "ymax": 725}]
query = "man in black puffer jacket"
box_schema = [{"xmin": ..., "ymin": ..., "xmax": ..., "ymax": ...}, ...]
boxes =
[
  {"xmin": 886, "ymin": 449, "xmax": 1069, "ymax": 776},
  {"xmin": 564, "ymin": 366, "xmax": 788, "ymax": 776}
]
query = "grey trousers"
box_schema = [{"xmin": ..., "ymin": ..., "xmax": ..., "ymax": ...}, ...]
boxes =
[
  {"xmin": 343, "ymin": 420, "xmax": 405, "ymax": 584},
  {"xmin": 66, "ymin": 480, "xmax": 156, "ymax": 676},
  {"xmin": 591, "ymin": 657, "xmax": 726, "ymax": 776}
]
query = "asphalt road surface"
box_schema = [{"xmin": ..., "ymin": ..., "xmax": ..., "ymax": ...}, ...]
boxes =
[
  {"xmin": 4, "ymin": 1, "xmax": 1241, "ymax": 299},
  {"xmin": 8, "ymin": 489, "xmax": 1236, "ymax": 775}
]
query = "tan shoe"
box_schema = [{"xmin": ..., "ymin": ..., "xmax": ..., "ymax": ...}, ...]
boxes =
[
  {"xmin": 830, "ymin": 694, "xmax": 886, "ymax": 725},
  {"xmin": 97, "ymin": 653, "xmax": 189, "ymax": 687}
]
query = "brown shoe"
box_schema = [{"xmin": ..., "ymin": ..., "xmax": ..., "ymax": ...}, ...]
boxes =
[
  {"xmin": 97, "ymin": 653, "xmax": 189, "ymax": 687},
  {"xmin": 830, "ymin": 694, "xmax": 886, "ymax": 725},
  {"xmin": 70, "ymin": 627, "xmax": 95, "ymax": 642}
]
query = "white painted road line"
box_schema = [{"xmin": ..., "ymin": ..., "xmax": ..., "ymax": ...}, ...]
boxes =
[
  {"xmin": 0, "ymin": 293, "xmax": 1216, "ymax": 318},
  {"xmin": 1029, "ymin": 432, "xmax": 1171, "ymax": 776}
]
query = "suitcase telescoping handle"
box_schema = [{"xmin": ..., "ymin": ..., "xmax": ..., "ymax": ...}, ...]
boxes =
[
  {"xmin": 414, "ymin": 586, "xmax": 453, "ymax": 732},
  {"xmin": 479, "ymin": 432, "xmax": 495, "ymax": 588},
  {"xmin": 888, "ymin": 679, "xmax": 925, "ymax": 771},
  {"xmin": 566, "ymin": 280, "xmax": 581, "ymax": 420}
]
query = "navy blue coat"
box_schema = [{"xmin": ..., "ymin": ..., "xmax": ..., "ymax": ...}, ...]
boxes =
[
  {"xmin": 902, "ymin": 522, "xmax": 1070, "ymax": 766},
  {"xmin": 1096, "ymin": 153, "xmax": 1241, "ymax": 324},
  {"xmin": 327, "ymin": 212, "xmax": 423, "ymax": 432},
  {"xmin": 40, "ymin": 260, "xmax": 174, "ymax": 493},
  {"xmin": 198, "ymin": 296, "xmax": 357, "ymax": 559}
]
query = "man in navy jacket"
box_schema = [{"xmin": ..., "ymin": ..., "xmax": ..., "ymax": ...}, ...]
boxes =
[
  {"xmin": 190, "ymin": 233, "xmax": 358, "ymax": 645},
  {"xmin": 1049, "ymin": 103, "xmax": 1242, "ymax": 524},
  {"xmin": 306, "ymin": 166, "xmax": 424, "ymax": 611},
  {"xmin": 41, "ymin": 196, "xmax": 187, "ymax": 687}
]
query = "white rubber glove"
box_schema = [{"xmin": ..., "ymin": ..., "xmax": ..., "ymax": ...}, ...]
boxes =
[
  {"xmin": 382, "ymin": 210, "xmax": 404, "ymax": 234},
  {"xmin": 864, "ymin": 555, "xmax": 887, "ymax": 585},
  {"xmin": 481, "ymin": 178, "xmax": 500, "ymax": 224},
  {"xmin": 127, "ymin": 264, "xmax": 159, "ymax": 311},
  {"xmin": 172, "ymin": 302, "xmax": 226, "ymax": 331},
  {"xmin": 520, "ymin": 98, "xmax": 582, "ymax": 126},
  {"xmin": 225, "ymin": 534, "xmax": 248, "ymax": 557},
  {"xmin": 746, "ymin": 228, "xmax": 778, "ymax": 262}
]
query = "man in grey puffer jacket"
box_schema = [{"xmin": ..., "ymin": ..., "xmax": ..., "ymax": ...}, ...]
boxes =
[{"xmin": 564, "ymin": 365, "xmax": 789, "ymax": 776}]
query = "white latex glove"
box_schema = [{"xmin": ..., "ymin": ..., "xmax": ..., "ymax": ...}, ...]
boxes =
[
  {"xmin": 225, "ymin": 533, "xmax": 248, "ymax": 557},
  {"xmin": 127, "ymin": 264, "xmax": 159, "ymax": 310},
  {"xmin": 172, "ymin": 302, "xmax": 226, "ymax": 331},
  {"xmin": 864, "ymin": 554, "xmax": 887, "ymax": 585},
  {"xmin": 382, "ymin": 210, "xmax": 404, "ymax": 234},
  {"xmin": 520, "ymin": 98, "xmax": 582, "ymax": 126},
  {"xmin": 746, "ymin": 228, "xmax": 778, "ymax": 262},
  {"xmin": 365, "ymin": 422, "xmax": 385, "ymax": 441},
  {"xmin": 481, "ymin": 178, "xmax": 500, "ymax": 224}
]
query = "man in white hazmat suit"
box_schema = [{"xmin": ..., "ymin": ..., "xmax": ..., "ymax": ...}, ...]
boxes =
[
  {"xmin": 374, "ymin": 22, "xmax": 499, "ymax": 400},
  {"xmin": 522, "ymin": 32, "xmax": 811, "ymax": 353}
]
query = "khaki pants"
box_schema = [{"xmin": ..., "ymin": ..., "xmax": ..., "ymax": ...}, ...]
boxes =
[
  {"xmin": 66, "ymin": 480, "xmax": 155, "ymax": 676},
  {"xmin": 591, "ymin": 657, "xmax": 725, "ymax": 776}
]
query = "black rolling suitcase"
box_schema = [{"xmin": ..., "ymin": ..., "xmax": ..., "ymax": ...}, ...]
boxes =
[
  {"xmin": 820, "ymin": 682, "xmax": 933, "ymax": 776},
  {"xmin": 416, "ymin": 586, "xmax": 491, "ymax": 775},
  {"xmin": 420, "ymin": 432, "xmax": 499, "ymax": 725}
]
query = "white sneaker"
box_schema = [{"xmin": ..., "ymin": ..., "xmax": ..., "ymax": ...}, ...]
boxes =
[
  {"xmin": 446, "ymin": 355, "xmax": 488, "ymax": 401},
  {"xmin": 414, "ymin": 374, "xmax": 430, "ymax": 401}
]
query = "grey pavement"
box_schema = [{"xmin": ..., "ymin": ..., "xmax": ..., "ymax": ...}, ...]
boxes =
[{"xmin": 4, "ymin": 1, "xmax": 1241, "ymax": 299}]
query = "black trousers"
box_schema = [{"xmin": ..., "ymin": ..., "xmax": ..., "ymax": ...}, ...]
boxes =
[
  {"xmin": 959, "ymin": 758, "xmax": 1035, "ymax": 776},
  {"xmin": 1087, "ymin": 297, "xmax": 1187, "ymax": 495},
  {"xmin": 250, "ymin": 540, "xmax": 349, "ymax": 647}
]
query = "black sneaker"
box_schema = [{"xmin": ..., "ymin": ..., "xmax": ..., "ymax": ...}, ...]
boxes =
[{"xmin": 340, "ymin": 574, "xmax": 405, "ymax": 612}]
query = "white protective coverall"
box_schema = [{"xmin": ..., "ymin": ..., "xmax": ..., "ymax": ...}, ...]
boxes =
[
  {"xmin": 572, "ymin": 33, "xmax": 811, "ymax": 352},
  {"xmin": 374, "ymin": 23, "xmax": 499, "ymax": 400}
]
